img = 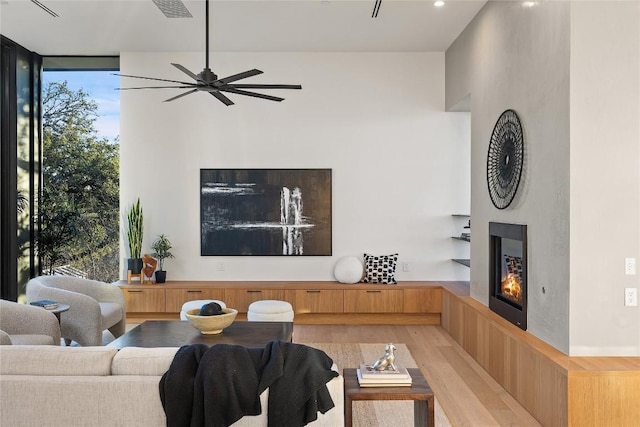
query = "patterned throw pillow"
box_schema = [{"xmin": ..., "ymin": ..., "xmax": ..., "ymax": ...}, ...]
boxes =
[
  {"xmin": 362, "ymin": 253, "xmax": 398, "ymax": 284},
  {"xmin": 504, "ymin": 255, "xmax": 523, "ymax": 281}
]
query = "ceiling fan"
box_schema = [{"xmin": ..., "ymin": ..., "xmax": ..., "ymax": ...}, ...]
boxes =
[{"xmin": 114, "ymin": 0, "xmax": 301, "ymax": 106}]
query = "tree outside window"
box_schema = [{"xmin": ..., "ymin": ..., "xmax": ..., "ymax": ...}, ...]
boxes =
[{"xmin": 41, "ymin": 74, "xmax": 120, "ymax": 282}]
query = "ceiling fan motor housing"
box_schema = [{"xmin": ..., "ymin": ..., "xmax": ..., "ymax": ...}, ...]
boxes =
[{"xmin": 197, "ymin": 68, "xmax": 218, "ymax": 85}]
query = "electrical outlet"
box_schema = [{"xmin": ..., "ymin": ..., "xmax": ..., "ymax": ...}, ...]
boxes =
[
  {"xmin": 402, "ymin": 262, "xmax": 410, "ymax": 272},
  {"xmin": 625, "ymin": 288, "xmax": 638, "ymax": 307},
  {"xmin": 625, "ymin": 258, "xmax": 636, "ymax": 275},
  {"xmin": 217, "ymin": 262, "xmax": 225, "ymax": 272}
]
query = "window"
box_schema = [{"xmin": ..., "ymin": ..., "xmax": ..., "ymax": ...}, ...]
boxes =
[
  {"xmin": 0, "ymin": 36, "xmax": 41, "ymax": 301},
  {"xmin": 41, "ymin": 57, "xmax": 121, "ymax": 282}
]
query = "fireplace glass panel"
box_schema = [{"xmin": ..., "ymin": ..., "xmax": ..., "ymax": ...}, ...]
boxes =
[{"xmin": 498, "ymin": 238, "xmax": 524, "ymax": 308}]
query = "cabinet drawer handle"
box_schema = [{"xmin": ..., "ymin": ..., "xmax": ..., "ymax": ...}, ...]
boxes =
[
  {"xmin": 127, "ymin": 290, "xmax": 143, "ymax": 293},
  {"xmin": 187, "ymin": 290, "xmax": 202, "ymax": 293},
  {"xmin": 366, "ymin": 290, "xmax": 382, "ymax": 293},
  {"xmin": 246, "ymin": 290, "xmax": 262, "ymax": 293},
  {"xmin": 306, "ymin": 290, "xmax": 321, "ymax": 294}
]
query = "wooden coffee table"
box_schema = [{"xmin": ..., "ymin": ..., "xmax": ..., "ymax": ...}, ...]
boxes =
[
  {"xmin": 107, "ymin": 320, "xmax": 293, "ymax": 350},
  {"xmin": 343, "ymin": 367, "xmax": 435, "ymax": 427}
]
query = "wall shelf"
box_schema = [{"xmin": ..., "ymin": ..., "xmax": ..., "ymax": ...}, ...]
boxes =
[
  {"xmin": 451, "ymin": 214, "xmax": 471, "ymax": 269},
  {"xmin": 452, "ymin": 259, "xmax": 471, "ymax": 267}
]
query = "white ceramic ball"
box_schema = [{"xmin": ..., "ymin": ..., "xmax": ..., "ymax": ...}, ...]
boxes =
[{"xmin": 334, "ymin": 256, "xmax": 364, "ymax": 284}]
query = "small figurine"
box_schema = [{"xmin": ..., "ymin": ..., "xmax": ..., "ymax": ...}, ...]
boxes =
[{"xmin": 370, "ymin": 343, "xmax": 397, "ymax": 371}]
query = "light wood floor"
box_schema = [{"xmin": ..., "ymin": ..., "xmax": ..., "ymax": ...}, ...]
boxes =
[
  {"xmin": 118, "ymin": 322, "xmax": 541, "ymax": 426},
  {"xmin": 293, "ymin": 324, "xmax": 542, "ymax": 427}
]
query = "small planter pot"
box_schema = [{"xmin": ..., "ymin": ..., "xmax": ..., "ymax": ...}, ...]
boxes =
[
  {"xmin": 155, "ymin": 270, "xmax": 167, "ymax": 283},
  {"xmin": 127, "ymin": 258, "xmax": 143, "ymax": 274}
]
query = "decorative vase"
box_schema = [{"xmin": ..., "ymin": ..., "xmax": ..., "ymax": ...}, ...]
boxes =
[
  {"xmin": 127, "ymin": 258, "xmax": 143, "ymax": 274},
  {"xmin": 155, "ymin": 270, "xmax": 167, "ymax": 283}
]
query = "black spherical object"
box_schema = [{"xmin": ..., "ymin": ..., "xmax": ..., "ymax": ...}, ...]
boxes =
[{"xmin": 199, "ymin": 302, "xmax": 223, "ymax": 316}]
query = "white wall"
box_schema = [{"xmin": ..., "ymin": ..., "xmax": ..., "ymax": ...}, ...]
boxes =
[
  {"xmin": 446, "ymin": 1, "xmax": 640, "ymax": 356},
  {"xmin": 120, "ymin": 52, "xmax": 470, "ymax": 282},
  {"xmin": 569, "ymin": 1, "xmax": 640, "ymax": 356}
]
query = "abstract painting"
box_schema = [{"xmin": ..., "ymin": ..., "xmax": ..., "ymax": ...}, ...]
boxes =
[{"xmin": 200, "ymin": 169, "xmax": 332, "ymax": 256}]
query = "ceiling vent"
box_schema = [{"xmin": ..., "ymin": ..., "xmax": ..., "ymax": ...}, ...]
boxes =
[
  {"xmin": 152, "ymin": 0, "xmax": 192, "ymax": 18},
  {"xmin": 31, "ymin": 0, "xmax": 59, "ymax": 17}
]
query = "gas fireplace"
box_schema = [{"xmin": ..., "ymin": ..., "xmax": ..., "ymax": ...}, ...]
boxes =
[{"xmin": 489, "ymin": 222, "xmax": 527, "ymax": 330}]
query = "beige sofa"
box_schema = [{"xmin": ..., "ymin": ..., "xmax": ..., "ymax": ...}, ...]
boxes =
[{"xmin": 0, "ymin": 345, "xmax": 344, "ymax": 427}]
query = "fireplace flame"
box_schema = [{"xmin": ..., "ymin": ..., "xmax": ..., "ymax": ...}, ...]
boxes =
[{"xmin": 501, "ymin": 273, "xmax": 523, "ymax": 305}]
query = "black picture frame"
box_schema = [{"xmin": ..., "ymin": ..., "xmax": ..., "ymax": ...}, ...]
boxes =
[{"xmin": 200, "ymin": 169, "xmax": 332, "ymax": 256}]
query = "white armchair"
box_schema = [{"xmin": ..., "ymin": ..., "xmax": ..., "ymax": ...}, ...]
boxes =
[
  {"xmin": 26, "ymin": 276, "xmax": 126, "ymax": 346},
  {"xmin": 0, "ymin": 299, "xmax": 61, "ymax": 345}
]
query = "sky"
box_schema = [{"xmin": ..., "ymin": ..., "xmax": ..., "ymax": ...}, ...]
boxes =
[{"xmin": 43, "ymin": 71, "xmax": 120, "ymax": 142}]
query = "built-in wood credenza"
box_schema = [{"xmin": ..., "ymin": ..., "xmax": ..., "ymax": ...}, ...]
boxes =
[
  {"xmin": 115, "ymin": 280, "xmax": 443, "ymax": 325},
  {"xmin": 116, "ymin": 279, "xmax": 639, "ymax": 425},
  {"xmin": 440, "ymin": 286, "xmax": 640, "ymax": 427}
]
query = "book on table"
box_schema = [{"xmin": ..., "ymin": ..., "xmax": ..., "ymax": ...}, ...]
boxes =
[
  {"xmin": 30, "ymin": 300, "xmax": 59, "ymax": 309},
  {"xmin": 356, "ymin": 369, "xmax": 412, "ymax": 387},
  {"xmin": 357, "ymin": 365, "xmax": 412, "ymax": 387},
  {"xmin": 359, "ymin": 363, "xmax": 411, "ymax": 379}
]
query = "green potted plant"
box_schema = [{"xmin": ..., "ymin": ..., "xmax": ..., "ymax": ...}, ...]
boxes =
[
  {"xmin": 126, "ymin": 198, "xmax": 144, "ymax": 274},
  {"xmin": 151, "ymin": 234, "xmax": 174, "ymax": 283}
]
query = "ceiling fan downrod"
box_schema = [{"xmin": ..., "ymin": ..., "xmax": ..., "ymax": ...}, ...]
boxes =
[
  {"xmin": 199, "ymin": 0, "xmax": 217, "ymax": 83},
  {"xmin": 205, "ymin": 0, "xmax": 210, "ymax": 71}
]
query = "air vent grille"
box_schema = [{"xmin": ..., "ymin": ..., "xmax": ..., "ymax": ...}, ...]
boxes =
[
  {"xmin": 152, "ymin": 0, "xmax": 192, "ymax": 18},
  {"xmin": 31, "ymin": 0, "xmax": 59, "ymax": 17}
]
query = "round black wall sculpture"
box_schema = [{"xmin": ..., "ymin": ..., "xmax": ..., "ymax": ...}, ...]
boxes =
[{"xmin": 486, "ymin": 109, "xmax": 524, "ymax": 210}]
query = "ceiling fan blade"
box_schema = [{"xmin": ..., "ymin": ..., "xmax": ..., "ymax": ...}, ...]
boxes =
[
  {"xmin": 217, "ymin": 69, "xmax": 263, "ymax": 84},
  {"xmin": 230, "ymin": 84, "xmax": 302, "ymax": 90},
  {"xmin": 114, "ymin": 73, "xmax": 193, "ymax": 86},
  {"xmin": 171, "ymin": 63, "xmax": 202, "ymax": 82},
  {"xmin": 117, "ymin": 86, "xmax": 195, "ymax": 90},
  {"xmin": 209, "ymin": 91, "xmax": 234, "ymax": 106},
  {"xmin": 163, "ymin": 89, "xmax": 199, "ymax": 103},
  {"xmin": 219, "ymin": 87, "xmax": 284, "ymax": 102},
  {"xmin": 198, "ymin": 87, "xmax": 235, "ymax": 105}
]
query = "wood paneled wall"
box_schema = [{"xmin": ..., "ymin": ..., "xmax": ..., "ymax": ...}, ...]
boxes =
[
  {"xmin": 440, "ymin": 287, "xmax": 640, "ymax": 427},
  {"xmin": 568, "ymin": 371, "xmax": 640, "ymax": 426}
]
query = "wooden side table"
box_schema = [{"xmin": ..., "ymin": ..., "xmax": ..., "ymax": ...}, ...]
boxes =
[{"xmin": 343, "ymin": 367, "xmax": 435, "ymax": 427}]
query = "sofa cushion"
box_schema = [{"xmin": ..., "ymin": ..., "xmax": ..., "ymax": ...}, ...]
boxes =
[
  {"xmin": 1, "ymin": 376, "xmax": 167, "ymax": 427},
  {"xmin": 112, "ymin": 347, "xmax": 178, "ymax": 376},
  {"xmin": 0, "ymin": 345, "xmax": 117, "ymax": 376},
  {"xmin": 362, "ymin": 253, "xmax": 398, "ymax": 284},
  {"xmin": 7, "ymin": 334, "xmax": 55, "ymax": 345}
]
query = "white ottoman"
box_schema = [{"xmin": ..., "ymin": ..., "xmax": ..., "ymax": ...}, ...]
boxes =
[
  {"xmin": 247, "ymin": 300, "xmax": 294, "ymax": 322},
  {"xmin": 180, "ymin": 300, "xmax": 226, "ymax": 320}
]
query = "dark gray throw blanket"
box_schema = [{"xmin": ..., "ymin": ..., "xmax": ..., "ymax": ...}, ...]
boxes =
[{"xmin": 159, "ymin": 340, "xmax": 338, "ymax": 427}]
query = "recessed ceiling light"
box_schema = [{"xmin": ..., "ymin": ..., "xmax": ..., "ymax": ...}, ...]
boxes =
[
  {"xmin": 434, "ymin": 1, "xmax": 445, "ymax": 7},
  {"xmin": 523, "ymin": 1, "xmax": 537, "ymax": 7}
]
